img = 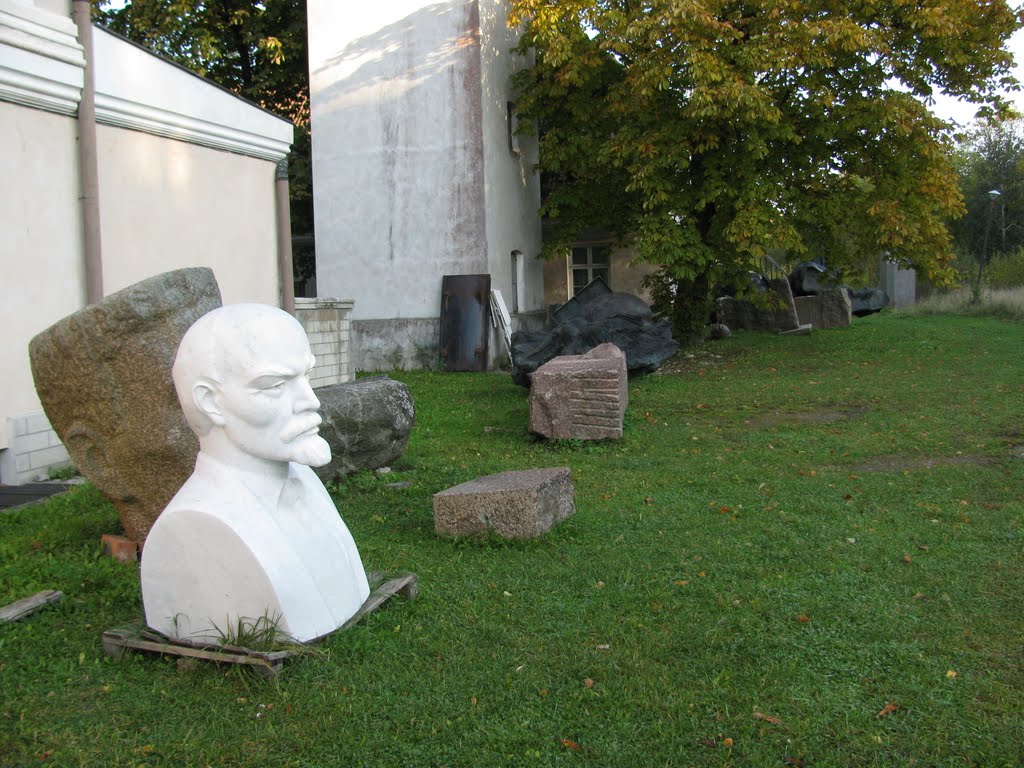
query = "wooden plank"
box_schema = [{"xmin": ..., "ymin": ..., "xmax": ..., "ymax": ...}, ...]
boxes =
[
  {"xmin": 135, "ymin": 628, "xmax": 290, "ymax": 661},
  {"xmin": 0, "ymin": 590, "xmax": 62, "ymax": 622},
  {"xmin": 340, "ymin": 573, "xmax": 418, "ymax": 632},
  {"xmin": 103, "ymin": 572, "xmax": 418, "ymax": 677},
  {"xmin": 102, "ymin": 629, "xmax": 285, "ymax": 677}
]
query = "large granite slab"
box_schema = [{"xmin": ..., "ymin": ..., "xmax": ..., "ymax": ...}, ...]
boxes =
[
  {"xmin": 433, "ymin": 467, "xmax": 574, "ymax": 539},
  {"xmin": 529, "ymin": 343, "xmax": 627, "ymax": 440}
]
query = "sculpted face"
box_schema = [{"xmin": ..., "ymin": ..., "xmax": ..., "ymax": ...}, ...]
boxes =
[
  {"xmin": 213, "ymin": 314, "xmax": 331, "ymax": 468},
  {"xmin": 175, "ymin": 305, "xmax": 331, "ymax": 468}
]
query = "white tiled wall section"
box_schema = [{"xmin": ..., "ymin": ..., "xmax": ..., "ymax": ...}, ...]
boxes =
[
  {"xmin": 1, "ymin": 412, "xmax": 70, "ymax": 485},
  {"xmin": 296, "ymin": 298, "xmax": 354, "ymax": 388}
]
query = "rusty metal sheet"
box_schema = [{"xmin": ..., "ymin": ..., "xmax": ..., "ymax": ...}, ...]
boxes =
[{"xmin": 439, "ymin": 274, "xmax": 491, "ymax": 372}]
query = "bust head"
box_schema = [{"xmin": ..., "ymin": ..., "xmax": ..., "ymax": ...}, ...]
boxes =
[{"xmin": 172, "ymin": 304, "xmax": 330, "ymax": 469}]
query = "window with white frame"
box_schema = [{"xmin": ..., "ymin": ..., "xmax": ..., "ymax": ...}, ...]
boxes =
[{"xmin": 570, "ymin": 245, "xmax": 610, "ymax": 295}]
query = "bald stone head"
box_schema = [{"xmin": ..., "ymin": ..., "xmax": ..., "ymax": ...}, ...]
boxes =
[{"xmin": 172, "ymin": 304, "xmax": 331, "ymax": 469}]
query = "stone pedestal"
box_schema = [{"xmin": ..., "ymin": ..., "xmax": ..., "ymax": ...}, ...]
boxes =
[
  {"xmin": 529, "ymin": 343, "xmax": 627, "ymax": 440},
  {"xmin": 433, "ymin": 467, "xmax": 574, "ymax": 539}
]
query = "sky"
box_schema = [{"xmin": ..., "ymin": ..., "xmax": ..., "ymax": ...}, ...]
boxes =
[
  {"xmin": 922, "ymin": 29, "xmax": 1024, "ymax": 127},
  {"xmin": 96, "ymin": 1, "xmax": 1022, "ymax": 127}
]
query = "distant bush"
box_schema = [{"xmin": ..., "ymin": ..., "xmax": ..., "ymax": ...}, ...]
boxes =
[{"xmin": 986, "ymin": 248, "xmax": 1024, "ymax": 288}]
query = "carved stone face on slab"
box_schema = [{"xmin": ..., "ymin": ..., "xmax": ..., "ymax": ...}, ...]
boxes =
[
  {"xmin": 28, "ymin": 267, "xmax": 222, "ymax": 544},
  {"xmin": 173, "ymin": 304, "xmax": 331, "ymax": 469}
]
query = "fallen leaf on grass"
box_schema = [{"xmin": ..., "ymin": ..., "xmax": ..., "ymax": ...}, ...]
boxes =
[
  {"xmin": 559, "ymin": 739, "xmax": 582, "ymax": 751},
  {"xmin": 584, "ymin": 678, "xmax": 594, "ymax": 688},
  {"xmin": 753, "ymin": 711, "xmax": 782, "ymax": 724},
  {"xmin": 783, "ymin": 757, "xmax": 806, "ymax": 767},
  {"xmin": 673, "ymin": 580, "xmax": 690, "ymax": 586},
  {"xmin": 946, "ymin": 670, "xmax": 958, "ymax": 679},
  {"xmin": 698, "ymin": 738, "xmax": 718, "ymax": 748},
  {"xmin": 795, "ymin": 614, "xmax": 811, "ymax": 624},
  {"xmin": 902, "ymin": 555, "xmax": 913, "ymax": 563},
  {"xmin": 877, "ymin": 702, "xmax": 898, "ymax": 718}
]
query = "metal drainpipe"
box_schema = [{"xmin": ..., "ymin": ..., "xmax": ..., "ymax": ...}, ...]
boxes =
[
  {"xmin": 72, "ymin": 0, "xmax": 103, "ymax": 304},
  {"xmin": 275, "ymin": 158, "xmax": 295, "ymax": 315}
]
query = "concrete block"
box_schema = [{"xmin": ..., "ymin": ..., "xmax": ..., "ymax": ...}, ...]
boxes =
[
  {"xmin": 11, "ymin": 417, "xmax": 28, "ymax": 438},
  {"xmin": 433, "ymin": 467, "xmax": 574, "ymax": 539}
]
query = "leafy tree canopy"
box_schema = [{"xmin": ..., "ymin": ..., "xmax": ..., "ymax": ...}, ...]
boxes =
[
  {"xmin": 94, "ymin": 1, "xmax": 314, "ymax": 246},
  {"xmin": 952, "ymin": 119, "xmax": 1024, "ymax": 260},
  {"xmin": 510, "ymin": 0, "xmax": 1023, "ymax": 328}
]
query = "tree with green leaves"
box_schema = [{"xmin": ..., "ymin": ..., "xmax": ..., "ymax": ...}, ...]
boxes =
[
  {"xmin": 95, "ymin": 0, "xmax": 314, "ymax": 280},
  {"xmin": 510, "ymin": 0, "xmax": 1022, "ymax": 333},
  {"xmin": 951, "ymin": 119, "xmax": 1024, "ymax": 296}
]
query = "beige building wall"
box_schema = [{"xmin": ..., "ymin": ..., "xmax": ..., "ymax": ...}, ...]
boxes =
[
  {"xmin": 543, "ymin": 243, "xmax": 657, "ymax": 309},
  {"xmin": 0, "ymin": 0, "xmax": 292, "ymax": 482},
  {"xmin": 0, "ymin": 101, "xmax": 86, "ymax": 453},
  {"xmin": 97, "ymin": 126, "xmax": 280, "ymax": 304}
]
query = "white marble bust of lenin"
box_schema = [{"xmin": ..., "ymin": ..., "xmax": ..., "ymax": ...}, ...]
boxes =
[{"xmin": 141, "ymin": 304, "xmax": 370, "ymax": 643}]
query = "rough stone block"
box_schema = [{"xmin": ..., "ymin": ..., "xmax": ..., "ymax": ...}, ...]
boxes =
[
  {"xmin": 717, "ymin": 278, "xmax": 800, "ymax": 332},
  {"xmin": 529, "ymin": 343, "xmax": 627, "ymax": 440},
  {"xmin": 29, "ymin": 267, "xmax": 222, "ymax": 543},
  {"xmin": 433, "ymin": 467, "xmax": 574, "ymax": 539},
  {"xmin": 819, "ymin": 287, "xmax": 852, "ymax": 328},
  {"xmin": 314, "ymin": 376, "xmax": 416, "ymax": 482}
]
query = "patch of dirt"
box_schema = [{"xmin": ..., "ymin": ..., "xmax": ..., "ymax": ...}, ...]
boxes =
[
  {"xmin": 656, "ymin": 345, "xmax": 741, "ymax": 375},
  {"xmin": 748, "ymin": 406, "xmax": 869, "ymax": 428},
  {"xmin": 848, "ymin": 455, "xmax": 1003, "ymax": 473}
]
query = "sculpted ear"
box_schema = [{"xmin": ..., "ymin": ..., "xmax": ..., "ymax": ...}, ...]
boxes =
[
  {"xmin": 63, "ymin": 424, "xmax": 128, "ymax": 500},
  {"xmin": 192, "ymin": 380, "xmax": 225, "ymax": 427}
]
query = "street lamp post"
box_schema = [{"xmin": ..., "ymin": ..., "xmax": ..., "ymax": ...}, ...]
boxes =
[{"xmin": 976, "ymin": 189, "xmax": 1001, "ymax": 303}]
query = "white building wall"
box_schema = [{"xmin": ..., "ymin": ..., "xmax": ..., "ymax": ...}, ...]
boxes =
[
  {"xmin": 309, "ymin": 0, "xmax": 487, "ymax": 321},
  {"xmin": 478, "ymin": 0, "xmax": 543, "ymax": 316},
  {"xmin": 0, "ymin": 0, "xmax": 293, "ymax": 482},
  {"xmin": 309, "ymin": 0, "xmax": 545, "ymax": 371},
  {"xmin": 0, "ymin": 98, "xmax": 85, "ymax": 458}
]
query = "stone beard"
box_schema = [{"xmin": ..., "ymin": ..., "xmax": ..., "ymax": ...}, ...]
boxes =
[{"xmin": 140, "ymin": 304, "xmax": 370, "ymax": 643}]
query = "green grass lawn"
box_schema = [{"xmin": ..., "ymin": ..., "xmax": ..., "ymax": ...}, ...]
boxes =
[{"xmin": 1, "ymin": 312, "xmax": 1022, "ymax": 767}]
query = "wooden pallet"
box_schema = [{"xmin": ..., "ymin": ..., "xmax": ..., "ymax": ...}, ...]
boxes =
[{"xmin": 102, "ymin": 572, "xmax": 417, "ymax": 678}]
